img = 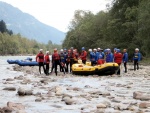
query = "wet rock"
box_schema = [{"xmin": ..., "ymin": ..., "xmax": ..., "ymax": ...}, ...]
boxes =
[
  {"xmin": 6, "ymin": 78, "xmax": 14, "ymax": 81},
  {"xmin": 139, "ymin": 102, "xmax": 150, "ymax": 108},
  {"xmin": 3, "ymin": 87, "xmax": 16, "ymax": 91},
  {"xmin": 96, "ymin": 103, "xmax": 107, "ymax": 109},
  {"xmin": 95, "ymin": 109, "xmax": 105, "ymax": 113},
  {"xmin": 65, "ymin": 98, "xmax": 75, "ymax": 105},
  {"xmin": 84, "ymin": 85, "xmax": 91, "ymax": 88}
]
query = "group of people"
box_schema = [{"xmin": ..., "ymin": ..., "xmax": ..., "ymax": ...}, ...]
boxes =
[{"xmin": 35, "ymin": 47, "xmax": 141, "ymax": 76}]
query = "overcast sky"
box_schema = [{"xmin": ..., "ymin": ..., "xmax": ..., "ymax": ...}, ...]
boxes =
[{"xmin": 0, "ymin": 0, "xmax": 111, "ymax": 32}]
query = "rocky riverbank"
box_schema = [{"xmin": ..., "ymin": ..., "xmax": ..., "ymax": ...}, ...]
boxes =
[{"xmin": 1, "ymin": 64, "xmax": 150, "ymax": 113}]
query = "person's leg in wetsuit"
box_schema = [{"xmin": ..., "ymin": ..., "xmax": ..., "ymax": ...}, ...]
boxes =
[
  {"xmin": 124, "ymin": 62, "xmax": 127, "ymax": 73},
  {"xmin": 46, "ymin": 63, "xmax": 49, "ymax": 75}
]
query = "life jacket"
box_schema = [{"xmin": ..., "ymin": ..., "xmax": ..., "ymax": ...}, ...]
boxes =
[
  {"xmin": 53, "ymin": 52, "xmax": 60, "ymax": 60},
  {"xmin": 80, "ymin": 51, "xmax": 87, "ymax": 60},
  {"xmin": 106, "ymin": 53, "xmax": 113, "ymax": 63},
  {"xmin": 45, "ymin": 55, "xmax": 50, "ymax": 63},
  {"xmin": 114, "ymin": 53, "xmax": 123, "ymax": 64},
  {"xmin": 36, "ymin": 53, "xmax": 44, "ymax": 62}
]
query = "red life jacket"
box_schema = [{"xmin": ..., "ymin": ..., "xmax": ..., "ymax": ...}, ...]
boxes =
[
  {"xmin": 53, "ymin": 52, "xmax": 60, "ymax": 60},
  {"xmin": 36, "ymin": 53, "xmax": 44, "ymax": 63},
  {"xmin": 114, "ymin": 53, "xmax": 123, "ymax": 64},
  {"xmin": 45, "ymin": 55, "xmax": 50, "ymax": 63},
  {"xmin": 80, "ymin": 51, "xmax": 87, "ymax": 60}
]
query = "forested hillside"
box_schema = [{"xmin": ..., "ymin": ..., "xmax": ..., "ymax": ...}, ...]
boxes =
[
  {"xmin": 62, "ymin": 0, "xmax": 150, "ymax": 59},
  {"xmin": 0, "ymin": 20, "xmax": 61, "ymax": 55}
]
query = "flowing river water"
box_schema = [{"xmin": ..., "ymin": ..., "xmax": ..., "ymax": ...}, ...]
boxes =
[{"xmin": 0, "ymin": 56, "xmax": 150, "ymax": 113}]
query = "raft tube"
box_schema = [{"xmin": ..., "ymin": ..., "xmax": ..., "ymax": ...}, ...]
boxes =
[{"xmin": 72, "ymin": 63, "xmax": 119, "ymax": 75}]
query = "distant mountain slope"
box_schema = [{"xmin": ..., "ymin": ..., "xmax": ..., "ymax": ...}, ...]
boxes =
[{"xmin": 0, "ymin": 1, "xmax": 65, "ymax": 44}]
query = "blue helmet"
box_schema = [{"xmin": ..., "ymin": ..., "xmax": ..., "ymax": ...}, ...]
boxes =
[
  {"xmin": 117, "ymin": 49, "xmax": 120, "ymax": 53},
  {"xmin": 82, "ymin": 47, "xmax": 85, "ymax": 50}
]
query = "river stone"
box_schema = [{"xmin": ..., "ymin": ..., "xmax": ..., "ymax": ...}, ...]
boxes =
[
  {"xmin": 25, "ymin": 90, "xmax": 33, "ymax": 95},
  {"xmin": 2, "ymin": 107, "xmax": 13, "ymax": 113},
  {"xmin": 17, "ymin": 88, "xmax": 26, "ymax": 96},
  {"xmin": 73, "ymin": 87, "xmax": 82, "ymax": 91},
  {"xmin": 139, "ymin": 102, "xmax": 150, "ymax": 108},
  {"xmin": 65, "ymin": 98, "xmax": 75, "ymax": 105},
  {"xmin": 62, "ymin": 96, "xmax": 71, "ymax": 101},
  {"xmin": 35, "ymin": 98, "xmax": 42, "ymax": 102},
  {"xmin": 96, "ymin": 103, "xmax": 107, "ymax": 108},
  {"xmin": 55, "ymin": 91, "xmax": 63, "ymax": 96},
  {"xmin": 0, "ymin": 108, "xmax": 4, "ymax": 113},
  {"xmin": 3, "ymin": 87, "xmax": 16, "ymax": 91},
  {"xmin": 17, "ymin": 88, "xmax": 33, "ymax": 96},
  {"xmin": 7, "ymin": 102, "xmax": 25, "ymax": 110},
  {"xmin": 133, "ymin": 91, "xmax": 150, "ymax": 100},
  {"xmin": 6, "ymin": 78, "xmax": 14, "ymax": 81},
  {"xmin": 63, "ymin": 93, "xmax": 72, "ymax": 98}
]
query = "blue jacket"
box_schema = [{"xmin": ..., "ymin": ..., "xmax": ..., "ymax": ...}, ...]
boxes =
[
  {"xmin": 97, "ymin": 52, "xmax": 105, "ymax": 60},
  {"xmin": 133, "ymin": 52, "xmax": 141, "ymax": 61},
  {"xmin": 90, "ymin": 52, "xmax": 97, "ymax": 62},
  {"xmin": 106, "ymin": 53, "xmax": 114, "ymax": 62},
  {"xmin": 123, "ymin": 52, "xmax": 128, "ymax": 62}
]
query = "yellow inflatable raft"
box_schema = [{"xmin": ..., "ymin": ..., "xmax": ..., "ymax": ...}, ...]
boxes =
[{"xmin": 72, "ymin": 63, "xmax": 119, "ymax": 75}]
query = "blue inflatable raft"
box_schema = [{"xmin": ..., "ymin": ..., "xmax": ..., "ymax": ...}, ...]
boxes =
[{"xmin": 17, "ymin": 60, "xmax": 39, "ymax": 66}]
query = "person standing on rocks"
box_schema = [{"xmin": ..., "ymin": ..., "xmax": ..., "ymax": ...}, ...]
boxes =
[
  {"xmin": 45, "ymin": 51, "xmax": 50, "ymax": 75},
  {"xmin": 114, "ymin": 49, "xmax": 123, "ymax": 75},
  {"xmin": 105, "ymin": 49, "xmax": 114, "ymax": 63},
  {"xmin": 123, "ymin": 49, "xmax": 128, "ymax": 73},
  {"xmin": 80, "ymin": 47, "xmax": 87, "ymax": 64},
  {"xmin": 36, "ymin": 49, "xmax": 46, "ymax": 74},
  {"xmin": 133, "ymin": 48, "xmax": 141, "ymax": 71},
  {"xmin": 52, "ymin": 48, "xmax": 61, "ymax": 76}
]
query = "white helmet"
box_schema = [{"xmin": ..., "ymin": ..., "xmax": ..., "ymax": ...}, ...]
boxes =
[
  {"xmin": 97, "ymin": 48, "xmax": 100, "ymax": 50},
  {"xmin": 89, "ymin": 49, "xmax": 92, "ymax": 52},
  {"xmin": 39, "ymin": 49, "xmax": 43, "ymax": 52},
  {"xmin": 46, "ymin": 51, "xmax": 49, "ymax": 54},
  {"xmin": 93, "ymin": 48, "xmax": 97, "ymax": 51},
  {"xmin": 135, "ymin": 48, "xmax": 139, "ymax": 51},
  {"xmin": 60, "ymin": 49, "xmax": 63, "ymax": 52}
]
